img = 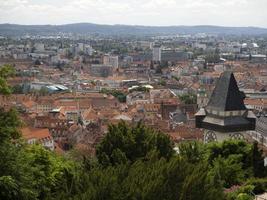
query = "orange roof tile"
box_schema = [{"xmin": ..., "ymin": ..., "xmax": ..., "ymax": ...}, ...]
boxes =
[{"xmin": 21, "ymin": 127, "xmax": 51, "ymax": 141}]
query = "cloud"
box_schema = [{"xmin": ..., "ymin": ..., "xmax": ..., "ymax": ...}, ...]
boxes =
[{"xmin": 0, "ymin": 0, "xmax": 266, "ymax": 27}]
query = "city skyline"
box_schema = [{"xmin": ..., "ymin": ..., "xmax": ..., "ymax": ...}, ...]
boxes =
[{"xmin": 1, "ymin": 0, "xmax": 267, "ymax": 28}]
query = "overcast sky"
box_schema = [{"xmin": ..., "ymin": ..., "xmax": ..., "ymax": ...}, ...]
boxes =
[{"xmin": 0, "ymin": 0, "xmax": 266, "ymax": 27}]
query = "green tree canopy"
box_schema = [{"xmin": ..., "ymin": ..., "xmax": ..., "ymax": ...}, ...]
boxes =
[
  {"xmin": 0, "ymin": 64, "xmax": 15, "ymax": 94},
  {"xmin": 96, "ymin": 121, "xmax": 174, "ymax": 166}
]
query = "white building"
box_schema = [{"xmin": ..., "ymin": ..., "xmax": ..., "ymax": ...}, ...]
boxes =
[
  {"xmin": 103, "ymin": 54, "xmax": 119, "ymax": 68},
  {"xmin": 34, "ymin": 43, "xmax": 45, "ymax": 52},
  {"xmin": 85, "ymin": 45, "xmax": 94, "ymax": 56},
  {"xmin": 13, "ymin": 53, "xmax": 28, "ymax": 60},
  {"xmin": 153, "ymin": 46, "xmax": 161, "ymax": 62},
  {"xmin": 249, "ymin": 117, "xmax": 267, "ymax": 148},
  {"xmin": 193, "ymin": 43, "xmax": 207, "ymax": 50},
  {"xmin": 21, "ymin": 127, "xmax": 55, "ymax": 151},
  {"xmin": 77, "ymin": 43, "xmax": 84, "ymax": 52}
]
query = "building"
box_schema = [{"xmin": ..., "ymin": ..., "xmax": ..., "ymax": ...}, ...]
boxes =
[
  {"xmin": 77, "ymin": 43, "xmax": 84, "ymax": 53},
  {"xmin": 255, "ymin": 193, "xmax": 267, "ymax": 200},
  {"xmin": 103, "ymin": 54, "xmax": 119, "ymax": 68},
  {"xmin": 197, "ymin": 92, "xmax": 209, "ymax": 108},
  {"xmin": 161, "ymin": 49, "xmax": 189, "ymax": 62},
  {"xmin": 21, "ymin": 127, "xmax": 55, "ymax": 151},
  {"xmin": 244, "ymin": 98, "xmax": 267, "ymax": 112},
  {"xmin": 153, "ymin": 45, "xmax": 161, "ymax": 62},
  {"xmin": 34, "ymin": 43, "xmax": 45, "ymax": 52},
  {"xmin": 85, "ymin": 45, "xmax": 94, "ymax": 56},
  {"xmin": 89, "ymin": 64, "xmax": 113, "ymax": 77},
  {"xmin": 126, "ymin": 91, "xmax": 150, "ymax": 105},
  {"xmin": 195, "ymin": 71, "xmax": 256, "ymax": 143},
  {"xmin": 249, "ymin": 116, "xmax": 267, "ymax": 147}
]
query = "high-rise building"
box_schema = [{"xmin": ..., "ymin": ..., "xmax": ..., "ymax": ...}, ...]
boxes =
[
  {"xmin": 85, "ymin": 45, "xmax": 94, "ymax": 56},
  {"xmin": 103, "ymin": 54, "xmax": 119, "ymax": 68},
  {"xmin": 90, "ymin": 64, "xmax": 113, "ymax": 77},
  {"xmin": 34, "ymin": 43, "xmax": 45, "ymax": 52},
  {"xmin": 153, "ymin": 45, "xmax": 161, "ymax": 62},
  {"xmin": 77, "ymin": 43, "xmax": 84, "ymax": 52}
]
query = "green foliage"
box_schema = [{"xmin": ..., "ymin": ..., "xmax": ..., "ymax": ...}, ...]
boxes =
[
  {"xmin": 225, "ymin": 185, "xmax": 254, "ymax": 200},
  {"xmin": 211, "ymin": 155, "xmax": 245, "ymax": 188},
  {"xmin": 0, "ymin": 140, "xmax": 77, "ymax": 200},
  {"xmin": 179, "ymin": 93, "xmax": 197, "ymax": 104},
  {"xmin": 252, "ymin": 142, "xmax": 266, "ymax": 178},
  {"xmin": 158, "ymin": 79, "xmax": 166, "ymax": 86},
  {"xmin": 206, "ymin": 140, "xmax": 267, "ymax": 189},
  {"xmin": 0, "ymin": 107, "xmax": 22, "ymax": 142},
  {"xmin": 0, "ymin": 64, "xmax": 15, "ymax": 78},
  {"xmin": 179, "ymin": 141, "xmax": 205, "ymax": 163},
  {"xmin": 39, "ymin": 86, "xmax": 49, "ymax": 96},
  {"xmin": 1, "ymin": 93, "xmax": 267, "ymax": 200},
  {"xmin": 172, "ymin": 75, "xmax": 180, "ymax": 81},
  {"xmin": 0, "ymin": 107, "xmax": 78, "ymax": 200},
  {"xmin": 245, "ymin": 178, "xmax": 267, "ymax": 194},
  {"xmin": 206, "ymin": 140, "xmax": 252, "ymax": 168},
  {"xmin": 0, "ymin": 64, "xmax": 15, "ymax": 94},
  {"xmin": 180, "ymin": 162, "xmax": 224, "ymax": 200},
  {"xmin": 12, "ymin": 84, "xmax": 24, "ymax": 94},
  {"xmin": 160, "ymin": 61, "xmax": 169, "ymax": 68},
  {"xmin": 96, "ymin": 121, "xmax": 174, "ymax": 166},
  {"xmin": 205, "ymin": 52, "xmax": 220, "ymax": 63},
  {"xmin": 100, "ymin": 88, "xmax": 127, "ymax": 103},
  {"xmin": 236, "ymin": 193, "xmax": 253, "ymax": 200}
]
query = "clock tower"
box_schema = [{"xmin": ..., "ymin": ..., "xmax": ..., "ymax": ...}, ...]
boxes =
[{"xmin": 195, "ymin": 71, "xmax": 256, "ymax": 143}]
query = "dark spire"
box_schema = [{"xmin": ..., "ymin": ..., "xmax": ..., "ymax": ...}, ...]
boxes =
[{"xmin": 206, "ymin": 71, "xmax": 246, "ymax": 111}]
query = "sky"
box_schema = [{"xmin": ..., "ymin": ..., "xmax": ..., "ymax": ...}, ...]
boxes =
[{"xmin": 0, "ymin": 0, "xmax": 267, "ymax": 27}]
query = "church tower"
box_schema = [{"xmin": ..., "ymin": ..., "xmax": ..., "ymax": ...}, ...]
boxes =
[{"xmin": 195, "ymin": 71, "xmax": 256, "ymax": 143}]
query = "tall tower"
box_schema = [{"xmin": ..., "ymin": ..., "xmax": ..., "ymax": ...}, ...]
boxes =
[
  {"xmin": 153, "ymin": 45, "xmax": 161, "ymax": 62},
  {"xmin": 195, "ymin": 71, "xmax": 256, "ymax": 143}
]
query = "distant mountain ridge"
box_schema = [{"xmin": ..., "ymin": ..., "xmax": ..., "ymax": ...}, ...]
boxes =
[{"xmin": 1, "ymin": 23, "xmax": 267, "ymax": 36}]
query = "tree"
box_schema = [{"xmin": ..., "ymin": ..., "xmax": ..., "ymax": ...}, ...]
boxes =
[
  {"xmin": 100, "ymin": 88, "xmax": 127, "ymax": 103},
  {"xmin": 179, "ymin": 93, "xmax": 197, "ymax": 104},
  {"xmin": 12, "ymin": 84, "xmax": 24, "ymax": 94},
  {"xmin": 96, "ymin": 121, "xmax": 174, "ymax": 166},
  {"xmin": 205, "ymin": 53, "xmax": 220, "ymax": 63},
  {"xmin": 39, "ymin": 86, "xmax": 49, "ymax": 96},
  {"xmin": 179, "ymin": 141, "xmax": 204, "ymax": 164},
  {"xmin": 0, "ymin": 63, "xmax": 266, "ymax": 200},
  {"xmin": 211, "ymin": 155, "xmax": 245, "ymax": 188},
  {"xmin": 0, "ymin": 108, "xmax": 21, "ymax": 142},
  {"xmin": 0, "ymin": 65, "xmax": 15, "ymax": 94},
  {"xmin": 252, "ymin": 142, "xmax": 266, "ymax": 178},
  {"xmin": 0, "ymin": 64, "xmax": 79, "ymax": 200},
  {"xmin": 159, "ymin": 79, "xmax": 166, "ymax": 86},
  {"xmin": 180, "ymin": 162, "xmax": 224, "ymax": 200},
  {"xmin": 34, "ymin": 60, "xmax": 41, "ymax": 66}
]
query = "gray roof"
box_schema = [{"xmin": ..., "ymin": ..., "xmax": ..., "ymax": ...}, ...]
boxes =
[
  {"xmin": 206, "ymin": 71, "xmax": 246, "ymax": 111},
  {"xmin": 203, "ymin": 116, "xmax": 252, "ymax": 126},
  {"xmin": 256, "ymin": 117, "xmax": 267, "ymax": 136}
]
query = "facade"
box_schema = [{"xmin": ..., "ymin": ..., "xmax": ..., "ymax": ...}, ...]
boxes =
[
  {"xmin": 249, "ymin": 116, "xmax": 267, "ymax": 147},
  {"xmin": 161, "ymin": 50, "xmax": 189, "ymax": 62},
  {"xmin": 34, "ymin": 43, "xmax": 45, "ymax": 52},
  {"xmin": 153, "ymin": 45, "xmax": 161, "ymax": 62},
  {"xmin": 90, "ymin": 64, "xmax": 114, "ymax": 77},
  {"xmin": 195, "ymin": 71, "xmax": 256, "ymax": 143},
  {"xmin": 197, "ymin": 92, "xmax": 209, "ymax": 108},
  {"xmin": 103, "ymin": 54, "xmax": 119, "ymax": 68},
  {"xmin": 21, "ymin": 127, "xmax": 55, "ymax": 151}
]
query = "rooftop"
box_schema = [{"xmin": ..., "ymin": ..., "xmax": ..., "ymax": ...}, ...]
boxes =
[{"xmin": 207, "ymin": 71, "xmax": 246, "ymax": 111}]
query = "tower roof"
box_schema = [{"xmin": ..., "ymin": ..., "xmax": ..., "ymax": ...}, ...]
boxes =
[{"xmin": 206, "ymin": 71, "xmax": 246, "ymax": 111}]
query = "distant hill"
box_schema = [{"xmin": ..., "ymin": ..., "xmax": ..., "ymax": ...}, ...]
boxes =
[{"xmin": 1, "ymin": 23, "xmax": 267, "ymax": 36}]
